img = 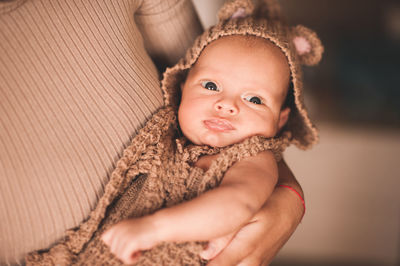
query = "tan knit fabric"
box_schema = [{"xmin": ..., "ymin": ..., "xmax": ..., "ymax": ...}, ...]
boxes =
[
  {"xmin": 25, "ymin": 106, "xmax": 289, "ymax": 265},
  {"xmin": 0, "ymin": 0, "xmax": 202, "ymax": 264},
  {"xmin": 24, "ymin": 2, "xmax": 297, "ymax": 262},
  {"xmin": 2, "ymin": 0, "xmax": 323, "ymax": 264},
  {"xmin": 164, "ymin": 0, "xmax": 324, "ymax": 150}
]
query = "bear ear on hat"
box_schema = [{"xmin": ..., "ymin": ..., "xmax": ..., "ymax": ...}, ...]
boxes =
[
  {"xmin": 217, "ymin": 0, "xmax": 254, "ymax": 22},
  {"xmin": 291, "ymin": 25, "xmax": 324, "ymax": 66}
]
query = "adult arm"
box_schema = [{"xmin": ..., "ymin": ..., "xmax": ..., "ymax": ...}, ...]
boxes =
[
  {"xmin": 135, "ymin": 0, "xmax": 203, "ymax": 70},
  {"xmin": 201, "ymin": 159, "xmax": 305, "ymax": 266}
]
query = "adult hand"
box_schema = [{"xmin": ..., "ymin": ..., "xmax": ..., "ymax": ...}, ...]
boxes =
[{"xmin": 200, "ymin": 160, "xmax": 304, "ymax": 266}]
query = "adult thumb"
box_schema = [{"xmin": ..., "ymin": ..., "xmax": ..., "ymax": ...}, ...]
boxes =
[{"xmin": 199, "ymin": 232, "xmax": 235, "ymax": 260}]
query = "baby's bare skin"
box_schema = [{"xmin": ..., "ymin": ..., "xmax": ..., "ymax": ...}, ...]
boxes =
[
  {"xmin": 194, "ymin": 154, "xmax": 219, "ymax": 171},
  {"xmin": 102, "ymin": 36, "xmax": 291, "ymax": 265},
  {"xmin": 102, "ymin": 151, "xmax": 278, "ymax": 264}
]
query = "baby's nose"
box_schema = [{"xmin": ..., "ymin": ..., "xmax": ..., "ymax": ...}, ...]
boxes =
[{"xmin": 215, "ymin": 101, "xmax": 238, "ymax": 115}]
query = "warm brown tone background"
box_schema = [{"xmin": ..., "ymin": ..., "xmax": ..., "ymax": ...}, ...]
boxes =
[{"xmin": 193, "ymin": 1, "xmax": 400, "ymax": 265}]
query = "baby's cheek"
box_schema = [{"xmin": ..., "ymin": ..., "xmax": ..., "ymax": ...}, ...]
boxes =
[
  {"xmin": 262, "ymin": 126, "xmax": 277, "ymax": 138},
  {"xmin": 256, "ymin": 116, "xmax": 278, "ymax": 138}
]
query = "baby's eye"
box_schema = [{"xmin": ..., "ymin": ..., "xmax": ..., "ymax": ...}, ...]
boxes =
[
  {"xmin": 201, "ymin": 81, "xmax": 219, "ymax": 91},
  {"xmin": 244, "ymin": 95, "xmax": 263, "ymax": 105}
]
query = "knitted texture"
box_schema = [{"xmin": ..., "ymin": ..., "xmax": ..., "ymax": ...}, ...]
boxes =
[
  {"xmin": 0, "ymin": 1, "xmax": 203, "ymax": 263},
  {"xmin": 26, "ymin": 106, "xmax": 289, "ymax": 265},
  {"xmin": 25, "ymin": 0, "xmax": 321, "ymax": 264},
  {"xmin": 163, "ymin": 0, "xmax": 324, "ymax": 150}
]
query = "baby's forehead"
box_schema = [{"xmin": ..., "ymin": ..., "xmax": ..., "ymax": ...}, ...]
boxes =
[{"xmin": 188, "ymin": 35, "xmax": 291, "ymax": 97}]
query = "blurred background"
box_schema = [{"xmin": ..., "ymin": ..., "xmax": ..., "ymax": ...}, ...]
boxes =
[{"xmin": 192, "ymin": 0, "xmax": 400, "ymax": 265}]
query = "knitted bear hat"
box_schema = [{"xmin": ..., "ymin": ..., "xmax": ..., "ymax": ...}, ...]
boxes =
[{"xmin": 161, "ymin": 0, "xmax": 323, "ymax": 150}]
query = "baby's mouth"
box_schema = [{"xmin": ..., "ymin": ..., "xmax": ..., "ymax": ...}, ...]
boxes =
[{"xmin": 203, "ymin": 119, "xmax": 235, "ymax": 132}]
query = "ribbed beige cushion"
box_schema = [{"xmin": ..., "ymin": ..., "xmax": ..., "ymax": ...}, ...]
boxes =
[{"xmin": 0, "ymin": 0, "xmax": 201, "ymax": 264}]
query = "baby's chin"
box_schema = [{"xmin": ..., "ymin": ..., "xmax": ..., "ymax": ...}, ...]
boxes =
[{"xmin": 199, "ymin": 134, "xmax": 238, "ymax": 148}]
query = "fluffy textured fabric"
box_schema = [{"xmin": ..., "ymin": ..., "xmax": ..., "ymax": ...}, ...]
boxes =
[
  {"xmin": 0, "ymin": 0, "xmax": 203, "ymax": 263},
  {"xmin": 26, "ymin": 106, "xmax": 289, "ymax": 265},
  {"xmin": 164, "ymin": 0, "xmax": 324, "ymax": 150},
  {"xmin": 26, "ymin": 0, "xmax": 322, "ymax": 264}
]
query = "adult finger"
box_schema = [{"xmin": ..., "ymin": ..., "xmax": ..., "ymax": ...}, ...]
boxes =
[
  {"xmin": 206, "ymin": 224, "xmax": 257, "ymax": 266},
  {"xmin": 200, "ymin": 232, "xmax": 235, "ymax": 260},
  {"xmin": 237, "ymin": 257, "xmax": 263, "ymax": 266}
]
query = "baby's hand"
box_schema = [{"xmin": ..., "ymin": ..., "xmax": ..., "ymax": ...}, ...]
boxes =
[{"xmin": 101, "ymin": 217, "xmax": 159, "ymax": 264}]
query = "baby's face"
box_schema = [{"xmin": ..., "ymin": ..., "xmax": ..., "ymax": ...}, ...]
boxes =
[{"xmin": 178, "ymin": 35, "xmax": 291, "ymax": 148}]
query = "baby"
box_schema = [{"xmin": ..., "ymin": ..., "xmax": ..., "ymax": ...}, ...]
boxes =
[
  {"xmin": 22, "ymin": 0, "xmax": 323, "ymax": 264},
  {"xmin": 102, "ymin": 34, "xmax": 291, "ymax": 264},
  {"xmin": 101, "ymin": 0, "xmax": 323, "ymax": 264}
]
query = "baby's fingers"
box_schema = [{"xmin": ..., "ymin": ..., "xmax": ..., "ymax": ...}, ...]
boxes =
[
  {"xmin": 101, "ymin": 227, "xmax": 114, "ymax": 244},
  {"xmin": 120, "ymin": 250, "xmax": 142, "ymax": 265},
  {"xmin": 101, "ymin": 227, "xmax": 128, "ymax": 255},
  {"xmin": 117, "ymin": 240, "xmax": 142, "ymax": 264}
]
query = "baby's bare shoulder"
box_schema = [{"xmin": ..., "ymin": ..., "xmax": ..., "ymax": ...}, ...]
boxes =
[
  {"xmin": 194, "ymin": 154, "xmax": 219, "ymax": 171},
  {"xmin": 236, "ymin": 150, "xmax": 276, "ymax": 170}
]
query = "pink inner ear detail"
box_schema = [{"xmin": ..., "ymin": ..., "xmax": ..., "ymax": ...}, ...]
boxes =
[
  {"xmin": 293, "ymin": 36, "xmax": 311, "ymax": 55},
  {"xmin": 231, "ymin": 8, "xmax": 247, "ymax": 19}
]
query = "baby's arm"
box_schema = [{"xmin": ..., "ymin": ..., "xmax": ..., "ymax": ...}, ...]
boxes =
[{"xmin": 102, "ymin": 151, "xmax": 278, "ymax": 264}]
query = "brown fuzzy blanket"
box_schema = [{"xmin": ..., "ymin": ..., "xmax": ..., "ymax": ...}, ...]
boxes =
[{"xmin": 26, "ymin": 106, "xmax": 288, "ymax": 265}]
